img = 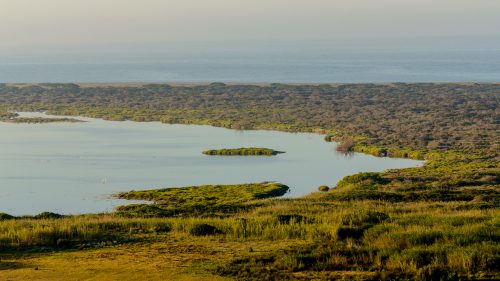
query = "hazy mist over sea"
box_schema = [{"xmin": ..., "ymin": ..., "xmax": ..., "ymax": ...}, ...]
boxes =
[
  {"xmin": 1, "ymin": 0, "xmax": 499, "ymax": 83},
  {"xmin": 1, "ymin": 41, "xmax": 499, "ymax": 83}
]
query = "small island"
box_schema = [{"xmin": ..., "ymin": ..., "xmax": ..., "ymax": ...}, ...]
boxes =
[
  {"xmin": 0, "ymin": 111, "xmax": 19, "ymax": 119},
  {"xmin": 202, "ymin": 147, "xmax": 285, "ymax": 156},
  {"xmin": 2, "ymin": 117, "xmax": 85, "ymax": 124},
  {"xmin": 0, "ymin": 111, "xmax": 84, "ymax": 124}
]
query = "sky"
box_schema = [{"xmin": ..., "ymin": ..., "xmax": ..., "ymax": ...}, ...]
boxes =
[{"xmin": 1, "ymin": 0, "xmax": 500, "ymax": 57}]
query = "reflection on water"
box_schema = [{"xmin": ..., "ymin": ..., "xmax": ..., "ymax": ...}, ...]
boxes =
[{"xmin": 0, "ymin": 112, "xmax": 422, "ymax": 215}]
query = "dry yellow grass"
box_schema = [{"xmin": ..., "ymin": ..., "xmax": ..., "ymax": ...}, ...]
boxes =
[
  {"xmin": 1, "ymin": 242, "xmax": 227, "ymax": 280},
  {"xmin": 0, "ymin": 235, "xmax": 306, "ymax": 281}
]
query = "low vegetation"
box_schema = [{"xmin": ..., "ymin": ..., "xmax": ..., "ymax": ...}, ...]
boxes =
[
  {"xmin": 0, "ymin": 83, "xmax": 498, "ymax": 280},
  {"xmin": 0, "ymin": 110, "xmax": 18, "ymax": 119},
  {"xmin": 116, "ymin": 183, "xmax": 290, "ymax": 217},
  {"xmin": 0, "ymin": 110, "xmax": 83, "ymax": 123},
  {"xmin": 203, "ymin": 148, "xmax": 284, "ymax": 156},
  {"xmin": 2, "ymin": 117, "xmax": 84, "ymax": 123},
  {"xmin": 1, "ymin": 189, "xmax": 498, "ymax": 280},
  {"xmin": 318, "ymin": 185, "xmax": 330, "ymax": 192}
]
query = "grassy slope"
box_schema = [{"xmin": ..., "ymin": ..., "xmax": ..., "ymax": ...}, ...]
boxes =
[
  {"xmin": 1, "ymin": 170, "xmax": 498, "ymax": 280},
  {"xmin": 1, "ymin": 198, "xmax": 498, "ymax": 280}
]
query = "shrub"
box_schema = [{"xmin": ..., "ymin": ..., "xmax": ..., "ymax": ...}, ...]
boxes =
[
  {"xmin": 365, "ymin": 211, "xmax": 390, "ymax": 224},
  {"xmin": 417, "ymin": 267, "xmax": 461, "ymax": 281},
  {"xmin": 337, "ymin": 226, "xmax": 367, "ymax": 240},
  {"xmin": 0, "ymin": 213, "xmax": 14, "ymax": 220},
  {"xmin": 56, "ymin": 238, "xmax": 73, "ymax": 248},
  {"xmin": 337, "ymin": 172, "xmax": 386, "ymax": 188},
  {"xmin": 277, "ymin": 214, "xmax": 309, "ymax": 224},
  {"xmin": 318, "ymin": 185, "xmax": 330, "ymax": 192},
  {"xmin": 152, "ymin": 223, "xmax": 172, "ymax": 233},
  {"xmin": 341, "ymin": 211, "xmax": 390, "ymax": 226},
  {"xmin": 189, "ymin": 223, "xmax": 220, "ymax": 236},
  {"xmin": 33, "ymin": 212, "xmax": 64, "ymax": 219}
]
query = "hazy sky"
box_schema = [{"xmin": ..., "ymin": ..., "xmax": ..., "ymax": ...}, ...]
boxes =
[{"xmin": 1, "ymin": 0, "xmax": 500, "ymax": 53}]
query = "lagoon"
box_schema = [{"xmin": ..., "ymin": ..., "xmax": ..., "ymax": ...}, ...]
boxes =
[{"xmin": 0, "ymin": 112, "xmax": 422, "ymax": 215}]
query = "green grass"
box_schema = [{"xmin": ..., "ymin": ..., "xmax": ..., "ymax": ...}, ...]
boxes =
[
  {"xmin": 1, "ymin": 198, "xmax": 498, "ymax": 280},
  {"xmin": 116, "ymin": 183, "xmax": 290, "ymax": 217},
  {"xmin": 202, "ymin": 148, "xmax": 284, "ymax": 156},
  {"xmin": 0, "ymin": 215, "xmax": 172, "ymax": 250}
]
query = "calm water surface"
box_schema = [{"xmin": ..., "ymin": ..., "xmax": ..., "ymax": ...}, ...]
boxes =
[
  {"xmin": 1, "ymin": 49, "xmax": 499, "ymax": 83},
  {"xmin": 0, "ymin": 113, "xmax": 422, "ymax": 215}
]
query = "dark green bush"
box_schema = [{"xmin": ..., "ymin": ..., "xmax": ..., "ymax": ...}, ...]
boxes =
[
  {"xmin": 56, "ymin": 238, "xmax": 73, "ymax": 248},
  {"xmin": 152, "ymin": 223, "xmax": 172, "ymax": 233},
  {"xmin": 0, "ymin": 213, "xmax": 14, "ymax": 220},
  {"xmin": 365, "ymin": 211, "xmax": 390, "ymax": 224},
  {"xmin": 33, "ymin": 212, "xmax": 64, "ymax": 219},
  {"xmin": 337, "ymin": 172, "xmax": 387, "ymax": 188},
  {"xmin": 318, "ymin": 185, "xmax": 330, "ymax": 192},
  {"xmin": 417, "ymin": 267, "xmax": 462, "ymax": 281},
  {"xmin": 341, "ymin": 211, "xmax": 390, "ymax": 226},
  {"xmin": 277, "ymin": 214, "xmax": 309, "ymax": 224},
  {"xmin": 337, "ymin": 226, "xmax": 367, "ymax": 240},
  {"xmin": 189, "ymin": 223, "xmax": 220, "ymax": 236}
]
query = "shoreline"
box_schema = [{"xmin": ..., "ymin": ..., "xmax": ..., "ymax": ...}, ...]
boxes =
[
  {"xmin": 13, "ymin": 111, "xmax": 431, "ymax": 161},
  {"xmin": 0, "ymin": 111, "xmax": 424, "ymax": 216},
  {"xmin": 4, "ymin": 81, "xmax": 500, "ymax": 89}
]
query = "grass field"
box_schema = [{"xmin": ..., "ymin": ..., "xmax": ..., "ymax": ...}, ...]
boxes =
[{"xmin": 0, "ymin": 167, "xmax": 498, "ymax": 280}]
